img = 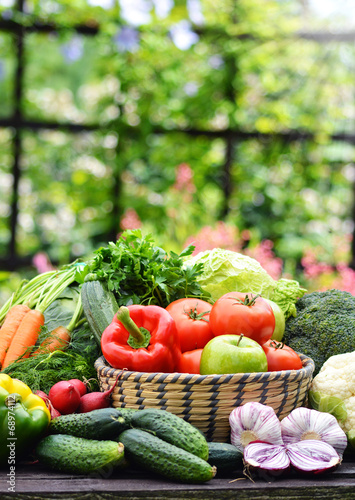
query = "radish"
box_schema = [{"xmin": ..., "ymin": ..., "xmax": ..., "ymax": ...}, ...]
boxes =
[
  {"xmin": 78, "ymin": 376, "xmax": 120, "ymax": 413},
  {"xmin": 48, "ymin": 380, "xmax": 81, "ymax": 415},
  {"xmin": 67, "ymin": 378, "xmax": 87, "ymax": 397}
]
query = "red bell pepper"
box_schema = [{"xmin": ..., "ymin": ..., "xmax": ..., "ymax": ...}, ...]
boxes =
[{"xmin": 101, "ymin": 305, "xmax": 181, "ymax": 373}]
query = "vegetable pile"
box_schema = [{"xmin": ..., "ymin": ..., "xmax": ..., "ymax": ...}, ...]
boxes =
[{"xmin": 2, "ymin": 228, "xmax": 355, "ymax": 483}]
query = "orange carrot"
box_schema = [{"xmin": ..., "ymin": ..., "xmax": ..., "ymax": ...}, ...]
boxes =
[
  {"xmin": 31, "ymin": 293, "xmax": 83, "ymax": 357},
  {"xmin": 2, "ymin": 309, "xmax": 45, "ymax": 369},
  {"xmin": 32, "ymin": 326, "xmax": 71, "ymax": 356},
  {"xmin": 1, "ymin": 267, "xmax": 80, "ymax": 368},
  {"xmin": 0, "ymin": 304, "xmax": 31, "ymax": 368}
]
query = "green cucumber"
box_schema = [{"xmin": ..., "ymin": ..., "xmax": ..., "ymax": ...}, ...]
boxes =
[
  {"xmin": 119, "ymin": 428, "xmax": 216, "ymax": 483},
  {"xmin": 49, "ymin": 408, "xmax": 129, "ymax": 440},
  {"xmin": 130, "ymin": 408, "xmax": 209, "ymax": 460},
  {"xmin": 117, "ymin": 407, "xmax": 138, "ymax": 425},
  {"xmin": 35, "ymin": 434, "xmax": 125, "ymax": 474},
  {"xmin": 207, "ymin": 442, "xmax": 243, "ymax": 473},
  {"xmin": 81, "ymin": 280, "xmax": 119, "ymax": 345}
]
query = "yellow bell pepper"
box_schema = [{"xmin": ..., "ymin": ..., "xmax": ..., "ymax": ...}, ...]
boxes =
[{"xmin": 0, "ymin": 374, "xmax": 51, "ymax": 466}]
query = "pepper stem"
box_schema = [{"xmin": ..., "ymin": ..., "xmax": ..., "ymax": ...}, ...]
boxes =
[
  {"xmin": 5, "ymin": 393, "xmax": 21, "ymax": 408},
  {"xmin": 117, "ymin": 306, "xmax": 151, "ymax": 349}
]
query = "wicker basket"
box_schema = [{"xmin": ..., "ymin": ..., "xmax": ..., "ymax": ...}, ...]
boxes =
[{"xmin": 95, "ymin": 354, "xmax": 315, "ymax": 442}]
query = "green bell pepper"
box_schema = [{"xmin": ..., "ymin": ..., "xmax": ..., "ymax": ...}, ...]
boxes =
[{"xmin": 0, "ymin": 373, "xmax": 51, "ymax": 467}]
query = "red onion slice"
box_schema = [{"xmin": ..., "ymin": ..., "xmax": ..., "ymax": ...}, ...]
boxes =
[
  {"xmin": 286, "ymin": 439, "xmax": 341, "ymax": 474},
  {"xmin": 243, "ymin": 442, "xmax": 290, "ymax": 473}
]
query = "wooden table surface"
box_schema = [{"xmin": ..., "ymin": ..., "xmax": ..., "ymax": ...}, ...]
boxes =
[{"xmin": 2, "ymin": 456, "xmax": 355, "ymax": 500}]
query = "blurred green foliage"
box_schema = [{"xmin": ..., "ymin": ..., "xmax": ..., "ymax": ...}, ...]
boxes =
[{"xmin": 0, "ymin": 0, "xmax": 355, "ymax": 301}]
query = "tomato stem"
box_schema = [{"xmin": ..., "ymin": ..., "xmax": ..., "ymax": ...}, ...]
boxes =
[
  {"xmin": 228, "ymin": 293, "xmax": 261, "ymax": 307},
  {"xmin": 183, "ymin": 304, "xmax": 211, "ymax": 322},
  {"xmin": 269, "ymin": 340, "xmax": 284, "ymax": 350}
]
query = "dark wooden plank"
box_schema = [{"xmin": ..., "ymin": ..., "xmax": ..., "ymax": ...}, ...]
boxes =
[{"xmin": 2, "ymin": 461, "xmax": 355, "ymax": 500}]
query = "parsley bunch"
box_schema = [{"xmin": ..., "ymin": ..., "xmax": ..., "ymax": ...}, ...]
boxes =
[{"xmin": 85, "ymin": 230, "xmax": 207, "ymax": 307}]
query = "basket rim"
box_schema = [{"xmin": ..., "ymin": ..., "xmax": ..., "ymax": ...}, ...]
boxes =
[{"xmin": 94, "ymin": 352, "xmax": 315, "ymax": 383}]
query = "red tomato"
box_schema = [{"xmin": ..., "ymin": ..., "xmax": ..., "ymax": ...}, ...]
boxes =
[
  {"xmin": 177, "ymin": 349, "xmax": 203, "ymax": 374},
  {"xmin": 209, "ymin": 292, "xmax": 275, "ymax": 345},
  {"xmin": 166, "ymin": 298, "xmax": 213, "ymax": 352},
  {"xmin": 262, "ymin": 339, "xmax": 303, "ymax": 371}
]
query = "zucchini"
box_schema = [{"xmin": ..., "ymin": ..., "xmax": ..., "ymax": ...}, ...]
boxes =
[
  {"xmin": 81, "ymin": 280, "xmax": 119, "ymax": 345},
  {"xmin": 49, "ymin": 408, "xmax": 129, "ymax": 440},
  {"xmin": 119, "ymin": 428, "xmax": 216, "ymax": 483},
  {"xmin": 35, "ymin": 434, "xmax": 125, "ymax": 474},
  {"xmin": 130, "ymin": 408, "xmax": 209, "ymax": 460},
  {"xmin": 207, "ymin": 442, "xmax": 243, "ymax": 474}
]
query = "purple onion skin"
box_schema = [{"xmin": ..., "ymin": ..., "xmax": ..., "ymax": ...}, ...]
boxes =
[
  {"xmin": 286, "ymin": 440, "xmax": 341, "ymax": 476},
  {"xmin": 243, "ymin": 442, "xmax": 291, "ymax": 481}
]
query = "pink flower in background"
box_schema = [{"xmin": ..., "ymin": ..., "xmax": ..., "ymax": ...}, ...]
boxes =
[
  {"xmin": 332, "ymin": 264, "xmax": 355, "ymax": 295},
  {"xmin": 301, "ymin": 249, "xmax": 333, "ymax": 280},
  {"xmin": 120, "ymin": 208, "xmax": 142, "ymax": 230},
  {"xmin": 172, "ymin": 163, "xmax": 196, "ymax": 194},
  {"xmin": 300, "ymin": 243, "xmax": 355, "ymax": 294},
  {"xmin": 185, "ymin": 221, "xmax": 242, "ymax": 255},
  {"xmin": 245, "ymin": 240, "xmax": 283, "ymax": 280},
  {"xmin": 32, "ymin": 252, "xmax": 55, "ymax": 273}
]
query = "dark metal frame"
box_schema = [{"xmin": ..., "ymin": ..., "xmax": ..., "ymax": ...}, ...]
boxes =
[{"xmin": 1, "ymin": 1, "xmax": 355, "ymax": 270}]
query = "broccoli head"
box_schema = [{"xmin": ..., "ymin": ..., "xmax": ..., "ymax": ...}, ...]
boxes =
[{"xmin": 283, "ymin": 289, "xmax": 355, "ymax": 376}]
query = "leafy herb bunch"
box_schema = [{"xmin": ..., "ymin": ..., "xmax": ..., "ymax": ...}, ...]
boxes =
[{"xmin": 85, "ymin": 230, "xmax": 207, "ymax": 307}]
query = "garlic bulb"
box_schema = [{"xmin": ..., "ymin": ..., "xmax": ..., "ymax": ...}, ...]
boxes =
[
  {"xmin": 229, "ymin": 402, "xmax": 284, "ymax": 452},
  {"xmin": 280, "ymin": 407, "xmax": 347, "ymax": 457}
]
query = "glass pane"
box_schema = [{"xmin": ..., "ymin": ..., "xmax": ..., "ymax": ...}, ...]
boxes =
[
  {"xmin": 24, "ymin": 31, "xmax": 109, "ymax": 124},
  {"xmin": 17, "ymin": 129, "xmax": 117, "ymax": 263}
]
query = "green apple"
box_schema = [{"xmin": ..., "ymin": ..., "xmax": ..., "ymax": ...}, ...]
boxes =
[
  {"xmin": 264, "ymin": 298, "xmax": 285, "ymax": 342},
  {"xmin": 200, "ymin": 334, "xmax": 268, "ymax": 375}
]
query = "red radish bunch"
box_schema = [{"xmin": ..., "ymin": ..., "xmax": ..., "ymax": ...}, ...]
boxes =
[{"xmin": 37, "ymin": 376, "xmax": 120, "ymax": 418}]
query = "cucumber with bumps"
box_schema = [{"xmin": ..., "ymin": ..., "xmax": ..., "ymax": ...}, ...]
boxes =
[
  {"xmin": 119, "ymin": 428, "xmax": 216, "ymax": 483},
  {"xmin": 35, "ymin": 434, "xmax": 125, "ymax": 474},
  {"xmin": 49, "ymin": 408, "xmax": 129, "ymax": 440},
  {"xmin": 130, "ymin": 408, "xmax": 209, "ymax": 460}
]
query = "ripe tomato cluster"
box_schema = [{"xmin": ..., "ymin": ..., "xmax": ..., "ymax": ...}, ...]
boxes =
[{"xmin": 166, "ymin": 292, "xmax": 302, "ymax": 374}]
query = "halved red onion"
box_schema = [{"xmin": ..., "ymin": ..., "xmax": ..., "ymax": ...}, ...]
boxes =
[
  {"xmin": 243, "ymin": 442, "xmax": 290, "ymax": 474},
  {"xmin": 281, "ymin": 407, "xmax": 347, "ymax": 457},
  {"xmin": 229, "ymin": 402, "xmax": 284, "ymax": 453},
  {"xmin": 286, "ymin": 439, "xmax": 341, "ymax": 475}
]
